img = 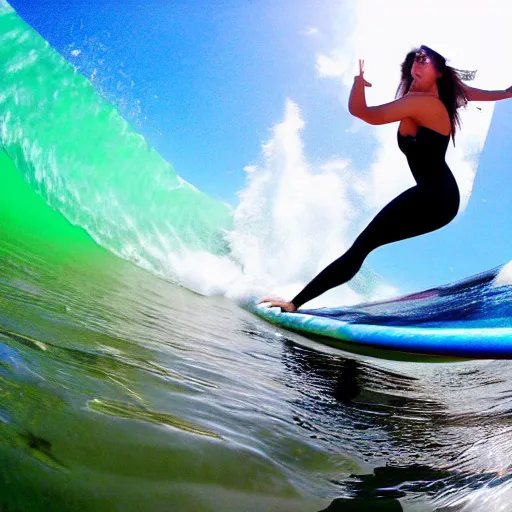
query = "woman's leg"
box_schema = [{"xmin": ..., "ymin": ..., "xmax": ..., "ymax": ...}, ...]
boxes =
[{"xmin": 291, "ymin": 184, "xmax": 458, "ymax": 309}]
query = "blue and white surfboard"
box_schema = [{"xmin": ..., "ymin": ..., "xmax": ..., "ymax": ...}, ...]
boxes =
[{"xmin": 249, "ymin": 263, "xmax": 512, "ymax": 359}]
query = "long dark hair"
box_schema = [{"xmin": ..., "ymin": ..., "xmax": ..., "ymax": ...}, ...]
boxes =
[{"xmin": 395, "ymin": 45, "xmax": 472, "ymax": 144}]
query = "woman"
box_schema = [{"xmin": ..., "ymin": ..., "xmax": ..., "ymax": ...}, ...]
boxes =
[{"xmin": 261, "ymin": 45, "xmax": 512, "ymax": 312}]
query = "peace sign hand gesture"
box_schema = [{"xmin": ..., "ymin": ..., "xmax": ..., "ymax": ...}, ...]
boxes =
[{"xmin": 354, "ymin": 59, "xmax": 372, "ymax": 87}]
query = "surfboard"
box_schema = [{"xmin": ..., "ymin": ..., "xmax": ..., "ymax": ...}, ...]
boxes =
[{"xmin": 249, "ymin": 264, "xmax": 512, "ymax": 359}]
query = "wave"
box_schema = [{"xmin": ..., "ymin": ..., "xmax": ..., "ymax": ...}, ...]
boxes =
[{"xmin": 0, "ymin": 2, "xmax": 396, "ymax": 304}]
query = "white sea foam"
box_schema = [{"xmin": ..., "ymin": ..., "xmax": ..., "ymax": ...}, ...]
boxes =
[
  {"xmin": 494, "ymin": 261, "xmax": 512, "ymax": 288},
  {"xmin": 224, "ymin": 100, "xmax": 396, "ymax": 307}
]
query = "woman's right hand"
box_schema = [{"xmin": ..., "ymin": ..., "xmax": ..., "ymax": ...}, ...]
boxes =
[
  {"xmin": 258, "ymin": 297, "xmax": 297, "ymax": 313},
  {"xmin": 354, "ymin": 59, "xmax": 372, "ymax": 88}
]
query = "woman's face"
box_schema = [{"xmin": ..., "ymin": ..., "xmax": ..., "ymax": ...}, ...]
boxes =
[{"xmin": 410, "ymin": 50, "xmax": 441, "ymax": 89}]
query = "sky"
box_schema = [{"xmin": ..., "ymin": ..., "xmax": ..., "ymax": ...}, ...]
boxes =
[{"xmin": 7, "ymin": 0, "xmax": 512, "ymax": 295}]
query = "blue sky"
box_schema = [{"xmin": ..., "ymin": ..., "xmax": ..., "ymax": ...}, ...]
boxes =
[
  {"xmin": 8, "ymin": 0, "xmax": 512, "ymax": 294},
  {"xmin": 9, "ymin": 0, "xmax": 351, "ymax": 203}
]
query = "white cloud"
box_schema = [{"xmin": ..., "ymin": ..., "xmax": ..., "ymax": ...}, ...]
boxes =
[
  {"xmin": 315, "ymin": 51, "xmax": 347, "ymax": 78},
  {"xmin": 305, "ymin": 27, "xmax": 319, "ymax": 36}
]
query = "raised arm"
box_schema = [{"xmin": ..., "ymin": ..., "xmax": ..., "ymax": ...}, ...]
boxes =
[
  {"xmin": 463, "ymin": 84, "xmax": 512, "ymax": 102},
  {"xmin": 349, "ymin": 93, "xmax": 423, "ymax": 126},
  {"xmin": 348, "ymin": 59, "xmax": 447, "ymax": 126},
  {"xmin": 349, "ymin": 78, "xmax": 443, "ymax": 127}
]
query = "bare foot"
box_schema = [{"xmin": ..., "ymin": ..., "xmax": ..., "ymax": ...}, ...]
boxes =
[{"xmin": 259, "ymin": 297, "xmax": 297, "ymax": 313}]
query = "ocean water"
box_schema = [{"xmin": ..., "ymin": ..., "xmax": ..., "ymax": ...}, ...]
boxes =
[{"xmin": 2, "ymin": 3, "xmax": 512, "ymax": 511}]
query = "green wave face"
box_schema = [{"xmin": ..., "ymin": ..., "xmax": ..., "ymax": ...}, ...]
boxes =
[{"xmin": 0, "ymin": 2, "xmax": 233, "ymax": 278}]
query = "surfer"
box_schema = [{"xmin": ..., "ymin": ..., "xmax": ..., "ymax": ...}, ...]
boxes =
[{"xmin": 261, "ymin": 45, "xmax": 512, "ymax": 312}]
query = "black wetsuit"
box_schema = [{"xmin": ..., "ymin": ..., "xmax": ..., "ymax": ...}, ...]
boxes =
[{"xmin": 291, "ymin": 126, "xmax": 460, "ymax": 309}]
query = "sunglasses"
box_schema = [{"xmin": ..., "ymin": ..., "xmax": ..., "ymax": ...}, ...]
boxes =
[{"xmin": 414, "ymin": 50, "xmax": 432, "ymax": 65}]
